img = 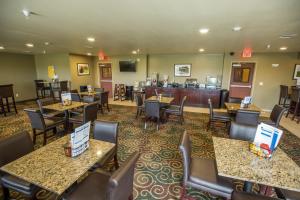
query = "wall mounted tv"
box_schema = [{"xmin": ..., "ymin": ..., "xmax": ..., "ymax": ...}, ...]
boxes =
[{"xmin": 119, "ymin": 61, "xmax": 136, "ymax": 72}]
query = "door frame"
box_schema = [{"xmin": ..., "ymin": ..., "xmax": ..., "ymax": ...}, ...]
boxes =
[
  {"xmin": 97, "ymin": 61, "xmax": 112, "ymax": 87},
  {"xmin": 228, "ymin": 61, "xmax": 258, "ymax": 97}
]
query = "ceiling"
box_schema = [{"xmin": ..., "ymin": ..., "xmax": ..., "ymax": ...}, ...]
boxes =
[{"xmin": 0, "ymin": 0, "xmax": 300, "ymax": 56}]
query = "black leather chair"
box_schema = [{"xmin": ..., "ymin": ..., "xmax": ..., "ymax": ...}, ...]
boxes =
[
  {"xmin": 79, "ymin": 85, "xmax": 88, "ymax": 92},
  {"xmin": 65, "ymin": 152, "xmax": 139, "ymax": 200},
  {"xmin": 165, "ymin": 96, "xmax": 187, "ymax": 125},
  {"xmin": 229, "ymin": 121, "xmax": 257, "ymax": 142},
  {"xmin": 207, "ymin": 98, "xmax": 231, "ymax": 131},
  {"xmin": 235, "ymin": 109, "xmax": 260, "ymax": 126},
  {"xmin": 179, "ymin": 131, "xmax": 233, "ymax": 199},
  {"xmin": 144, "ymin": 100, "xmax": 161, "ymax": 130},
  {"xmin": 24, "ymin": 109, "xmax": 65, "ymax": 145},
  {"xmin": 82, "ymin": 95, "xmax": 95, "ymax": 103},
  {"xmin": 0, "ymin": 131, "xmax": 39, "ymax": 200},
  {"xmin": 262, "ymin": 105, "xmax": 287, "ymax": 127},
  {"xmin": 135, "ymin": 93, "xmax": 144, "ymax": 118},
  {"xmin": 275, "ymin": 188, "xmax": 300, "ymax": 200},
  {"xmin": 98, "ymin": 91, "xmax": 110, "ymax": 113},
  {"xmin": 279, "ymin": 85, "xmax": 290, "ymax": 108},
  {"xmin": 93, "ymin": 120, "xmax": 119, "ymax": 170},
  {"xmin": 232, "ymin": 191, "xmax": 279, "ymax": 200},
  {"xmin": 36, "ymin": 98, "xmax": 64, "ymax": 119},
  {"xmin": 71, "ymin": 92, "xmax": 81, "ymax": 102},
  {"xmin": 69, "ymin": 102, "xmax": 98, "ymax": 127}
]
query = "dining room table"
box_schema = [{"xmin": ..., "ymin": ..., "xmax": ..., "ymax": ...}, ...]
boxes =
[
  {"xmin": 225, "ymin": 102, "xmax": 261, "ymax": 113},
  {"xmin": 78, "ymin": 91, "xmax": 102, "ymax": 96},
  {"xmin": 213, "ymin": 137, "xmax": 300, "ymax": 194},
  {"xmin": 0, "ymin": 135, "xmax": 115, "ymax": 197},
  {"xmin": 43, "ymin": 101, "xmax": 87, "ymax": 132},
  {"xmin": 146, "ymin": 95, "xmax": 174, "ymax": 104}
]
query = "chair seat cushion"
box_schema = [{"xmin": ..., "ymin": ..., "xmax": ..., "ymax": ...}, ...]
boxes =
[
  {"xmin": 43, "ymin": 111, "xmax": 65, "ymax": 119},
  {"xmin": 44, "ymin": 118, "xmax": 65, "ymax": 129},
  {"xmin": 69, "ymin": 114, "xmax": 84, "ymax": 124},
  {"xmin": 1, "ymin": 174, "xmax": 38, "ymax": 196},
  {"xmin": 213, "ymin": 112, "xmax": 231, "ymax": 121},
  {"xmin": 188, "ymin": 158, "xmax": 233, "ymax": 194},
  {"xmin": 66, "ymin": 172, "xmax": 110, "ymax": 200},
  {"xmin": 165, "ymin": 105, "xmax": 180, "ymax": 114},
  {"xmin": 232, "ymin": 191, "xmax": 278, "ymax": 200}
]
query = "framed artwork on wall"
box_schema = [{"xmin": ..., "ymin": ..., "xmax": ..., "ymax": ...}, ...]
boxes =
[
  {"xmin": 174, "ymin": 64, "xmax": 191, "ymax": 77},
  {"xmin": 293, "ymin": 64, "xmax": 300, "ymax": 80},
  {"xmin": 77, "ymin": 63, "xmax": 90, "ymax": 76}
]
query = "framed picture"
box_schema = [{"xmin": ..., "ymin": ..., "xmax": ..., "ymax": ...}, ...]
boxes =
[
  {"xmin": 174, "ymin": 64, "xmax": 191, "ymax": 77},
  {"xmin": 293, "ymin": 64, "xmax": 300, "ymax": 79},
  {"xmin": 77, "ymin": 63, "xmax": 90, "ymax": 76}
]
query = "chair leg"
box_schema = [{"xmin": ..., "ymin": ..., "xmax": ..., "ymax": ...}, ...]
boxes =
[
  {"xmin": 136, "ymin": 109, "xmax": 139, "ymax": 118},
  {"xmin": 206, "ymin": 120, "xmax": 211, "ymax": 131},
  {"xmin": 114, "ymin": 154, "xmax": 119, "ymax": 169},
  {"xmin": 99, "ymin": 105, "xmax": 104, "ymax": 114},
  {"xmin": 2, "ymin": 186, "xmax": 10, "ymax": 200},
  {"xmin": 107, "ymin": 104, "xmax": 110, "ymax": 112},
  {"xmin": 43, "ymin": 131, "xmax": 47, "ymax": 146},
  {"xmin": 156, "ymin": 117, "xmax": 160, "ymax": 131},
  {"xmin": 5, "ymin": 98, "xmax": 10, "ymax": 113},
  {"xmin": 32, "ymin": 129, "xmax": 37, "ymax": 144},
  {"xmin": 12, "ymin": 96, "xmax": 18, "ymax": 114}
]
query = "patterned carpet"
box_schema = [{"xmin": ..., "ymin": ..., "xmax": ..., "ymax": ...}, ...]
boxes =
[{"xmin": 0, "ymin": 101, "xmax": 299, "ymax": 200}]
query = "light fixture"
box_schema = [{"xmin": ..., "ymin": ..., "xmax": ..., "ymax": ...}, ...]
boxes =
[
  {"xmin": 24, "ymin": 51, "xmax": 31, "ymax": 53},
  {"xmin": 279, "ymin": 46, "xmax": 287, "ymax": 51},
  {"xmin": 44, "ymin": 42, "xmax": 49, "ymax": 45},
  {"xmin": 0, "ymin": 46, "xmax": 4, "ymax": 50},
  {"xmin": 87, "ymin": 53, "xmax": 92, "ymax": 56},
  {"xmin": 279, "ymin": 33, "xmax": 297, "ymax": 39},
  {"xmin": 22, "ymin": 9, "xmax": 30, "ymax": 17},
  {"xmin": 87, "ymin": 37, "xmax": 95, "ymax": 42},
  {"xmin": 199, "ymin": 48, "xmax": 205, "ymax": 52},
  {"xmin": 25, "ymin": 43, "xmax": 34, "ymax": 47},
  {"xmin": 199, "ymin": 28, "xmax": 209, "ymax": 34},
  {"xmin": 232, "ymin": 26, "xmax": 242, "ymax": 31},
  {"xmin": 43, "ymin": 50, "xmax": 46, "ymax": 54},
  {"xmin": 266, "ymin": 44, "xmax": 271, "ymax": 49},
  {"xmin": 132, "ymin": 50, "xmax": 137, "ymax": 54}
]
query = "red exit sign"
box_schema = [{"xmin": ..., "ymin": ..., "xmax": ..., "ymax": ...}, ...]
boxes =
[{"xmin": 242, "ymin": 48, "xmax": 252, "ymax": 58}]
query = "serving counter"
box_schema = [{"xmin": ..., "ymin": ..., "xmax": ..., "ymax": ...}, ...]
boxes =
[{"xmin": 145, "ymin": 86, "xmax": 222, "ymax": 108}]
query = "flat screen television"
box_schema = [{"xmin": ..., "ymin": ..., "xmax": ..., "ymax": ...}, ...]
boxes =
[{"xmin": 119, "ymin": 61, "xmax": 136, "ymax": 72}]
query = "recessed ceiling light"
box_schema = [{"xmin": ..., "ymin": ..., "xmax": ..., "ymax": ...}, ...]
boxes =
[
  {"xmin": 279, "ymin": 33, "xmax": 297, "ymax": 39},
  {"xmin": 85, "ymin": 46, "xmax": 93, "ymax": 49},
  {"xmin": 266, "ymin": 44, "xmax": 271, "ymax": 49},
  {"xmin": 199, "ymin": 28, "xmax": 209, "ymax": 34},
  {"xmin": 22, "ymin": 9, "xmax": 30, "ymax": 17},
  {"xmin": 44, "ymin": 42, "xmax": 49, "ymax": 45},
  {"xmin": 25, "ymin": 43, "xmax": 34, "ymax": 47},
  {"xmin": 199, "ymin": 48, "xmax": 205, "ymax": 52},
  {"xmin": 43, "ymin": 50, "xmax": 46, "ymax": 54},
  {"xmin": 0, "ymin": 46, "xmax": 4, "ymax": 50},
  {"xmin": 279, "ymin": 46, "xmax": 288, "ymax": 51},
  {"xmin": 87, "ymin": 37, "xmax": 95, "ymax": 42},
  {"xmin": 87, "ymin": 53, "xmax": 92, "ymax": 56},
  {"xmin": 24, "ymin": 51, "xmax": 31, "ymax": 53},
  {"xmin": 132, "ymin": 50, "xmax": 137, "ymax": 54},
  {"xmin": 232, "ymin": 26, "xmax": 242, "ymax": 31}
]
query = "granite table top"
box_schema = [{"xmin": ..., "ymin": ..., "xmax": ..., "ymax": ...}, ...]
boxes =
[
  {"xmin": 225, "ymin": 102, "xmax": 261, "ymax": 112},
  {"xmin": 0, "ymin": 136, "xmax": 115, "ymax": 195},
  {"xmin": 213, "ymin": 137, "xmax": 300, "ymax": 192},
  {"xmin": 147, "ymin": 96, "xmax": 174, "ymax": 104},
  {"xmin": 79, "ymin": 91, "xmax": 102, "ymax": 96},
  {"xmin": 43, "ymin": 101, "xmax": 86, "ymax": 112}
]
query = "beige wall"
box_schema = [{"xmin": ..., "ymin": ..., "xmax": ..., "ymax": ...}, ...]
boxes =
[
  {"xmin": 148, "ymin": 54, "xmax": 224, "ymax": 83},
  {"xmin": 69, "ymin": 54, "xmax": 95, "ymax": 90},
  {"xmin": 0, "ymin": 52, "xmax": 37, "ymax": 101},
  {"xmin": 222, "ymin": 53, "xmax": 298, "ymax": 110},
  {"xmin": 34, "ymin": 53, "xmax": 71, "ymax": 81}
]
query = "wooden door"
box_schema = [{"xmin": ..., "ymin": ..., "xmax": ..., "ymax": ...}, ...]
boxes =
[
  {"xmin": 99, "ymin": 63, "xmax": 112, "ymax": 98},
  {"xmin": 229, "ymin": 62, "xmax": 255, "ymax": 98}
]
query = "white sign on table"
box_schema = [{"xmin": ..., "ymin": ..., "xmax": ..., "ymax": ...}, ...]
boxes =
[
  {"xmin": 70, "ymin": 122, "xmax": 91, "ymax": 157},
  {"xmin": 61, "ymin": 93, "xmax": 72, "ymax": 102}
]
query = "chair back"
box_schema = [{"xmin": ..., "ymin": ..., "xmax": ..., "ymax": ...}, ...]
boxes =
[
  {"xmin": 100, "ymin": 91, "xmax": 109, "ymax": 104},
  {"xmin": 145, "ymin": 100, "xmax": 160, "ymax": 118},
  {"xmin": 235, "ymin": 110, "xmax": 260, "ymax": 126},
  {"xmin": 290, "ymin": 88, "xmax": 300, "ymax": 102},
  {"xmin": 179, "ymin": 131, "xmax": 191, "ymax": 185},
  {"xmin": 0, "ymin": 131, "xmax": 34, "ymax": 167},
  {"xmin": 229, "ymin": 122, "xmax": 257, "ymax": 142},
  {"xmin": 24, "ymin": 109, "xmax": 46, "ymax": 130},
  {"xmin": 70, "ymin": 89, "xmax": 78, "ymax": 93},
  {"xmin": 279, "ymin": 85, "xmax": 289, "ymax": 98},
  {"xmin": 270, "ymin": 105, "xmax": 287, "ymax": 127},
  {"xmin": 179, "ymin": 96, "xmax": 187, "ymax": 113},
  {"xmin": 135, "ymin": 93, "xmax": 143, "ymax": 107},
  {"xmin": 36, "ymin": 97, "xmax": 56, "ymax": 114},
  {"xmin": 0, "ymin": 84, "xmax": 14, "ymax": 97},
  {"xmin": 83, "ymin": 96, "xmax": 95, "ymax": 103},
  {"xmin": 94, "ymin": 88, "xmax": 104, "ymax": 93},
  {"xmin": 71, "ymin": 93, "xmax": 81, "ymax": 102},
  {"xmin": 208, "ymin": 98, "xmax": 214, "ymax": 119},
  {"xmin": 107, "ymin": 152, "xmax": 140, "ymax": 200},
  {"xmin": 60, "ymin": 81, "xmax": 69, "ymax": 92},
  {"xmin": 83, "ymin": 102, "xmax": 98, "ymax": 123},
  {"xmin": 80, "ymin": 85, "xmax": 88, "ymax": 92},
  {"xmin": 94, "ymin": 120, "xmax": 118, "ymax": 145},
  {"xmin": 228, "ymin": 97, "xmax": 242, "ymax": 104},
  {"xmin": 34, "ymin": 80, "xmax": 44, "ymax": 89}
]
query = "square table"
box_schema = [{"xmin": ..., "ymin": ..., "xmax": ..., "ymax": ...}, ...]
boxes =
[
  {"xmin": 213, "ymin": 137, "xmax": 300, "ymax": 192},
  {"xmin": 225, "ymin": 102, "xmax": 261, "ymax": 113},
  {"xmin": 78, "ymin": 91, "xmax": 102, "ymax": 96},
  {"xmin": 147, "ymin": 96, "xmax": 174, "ymax": 104},
  {"xmin": 0, "ymin": 136, "xmax": 115, "ymax": 196}
]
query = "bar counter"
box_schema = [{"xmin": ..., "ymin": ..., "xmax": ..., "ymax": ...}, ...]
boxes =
[{"xmin": 145, "ymin": 86, "xmax": 221, "ymax": 108}]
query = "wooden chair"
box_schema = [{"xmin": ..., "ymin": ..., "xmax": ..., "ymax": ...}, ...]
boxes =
[
  {"xmin": 278, "ymin": 85, "xmax": 290, "ymax": 107},
  {"xmin": 0, "ymin": 84, "xmax": 18, "ymax": 115},
  {"xmin": 119, "ymin": 84, "xmax": 126, "ymax": 101},
  {"xmin": 98, "ymin": 91, "xmax": 110, "ymax": 113},
  {"xmin": 286, "ymin": 87, "xmax": 300, "ymax": 123},
  {"xmin": 207, "ymin": 98, "xmax": 231, "ymax": 131},
  {"xmin": 113, "ymin": 84, "xmax": 120, "ymax": 100}
]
